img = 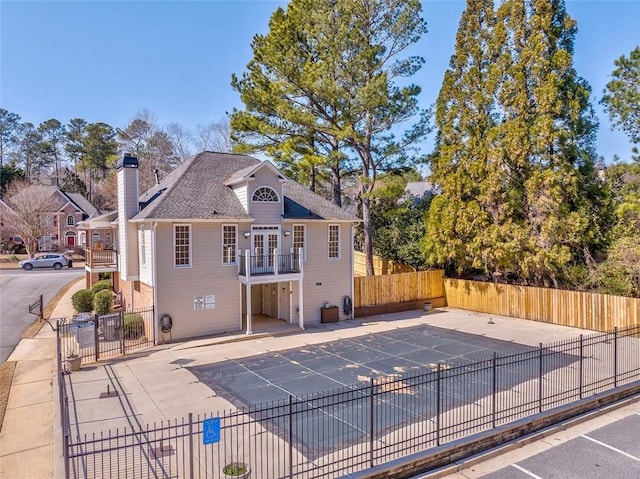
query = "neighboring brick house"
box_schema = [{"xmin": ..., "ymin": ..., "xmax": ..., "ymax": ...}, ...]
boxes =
[
  {"xmin": 82, "ymin": 152, "xmax": 360, "ymax": 344},
  {"xmin": 2, "ymin": 186, "xmax": 104, "ymax": 253},
  {"xmin": 35, "ymin": 187, "xmax": 104, "ymax": 252}
]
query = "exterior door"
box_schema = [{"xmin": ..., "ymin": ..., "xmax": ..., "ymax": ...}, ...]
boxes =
[
  {"xmin": 251, "ymin": 228, "xmax": 279, "ymax": 273},
  {"xmin": 66, "ymin": 233, "xmax": 76, "ymax": 247}
]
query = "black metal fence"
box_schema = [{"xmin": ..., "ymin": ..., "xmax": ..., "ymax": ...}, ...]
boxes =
[
  {"xmin": 57, "ymin": 306, "xmax": 154, "ymax": 367},
  {"xmin": 60, "ymin": 324, "xmax": 640, "ymax": 479}
]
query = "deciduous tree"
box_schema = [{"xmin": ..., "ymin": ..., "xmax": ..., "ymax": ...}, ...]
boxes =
[{"xmin": 3, "ymin": 181, "xmax": 61, "ymax": 257}]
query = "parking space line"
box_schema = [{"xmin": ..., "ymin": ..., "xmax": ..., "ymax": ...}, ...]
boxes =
[
  {"xmin": 512, "ymin": 464, "xmax": 544, "ymax": 478},
  {"xmin": 581, "ymin": 435, "xmax": 640, "ymax": 462}
]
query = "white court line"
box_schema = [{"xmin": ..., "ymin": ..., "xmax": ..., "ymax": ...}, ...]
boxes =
[
  {"xmin": 581, "ymin": 435, "xmax": 640, "ymax": 462},
  {"xmin": 512, "ymin": 464, "xmax": 544, "ymax": 479}
]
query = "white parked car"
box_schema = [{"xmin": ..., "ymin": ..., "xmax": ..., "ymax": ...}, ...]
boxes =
[{"xmin": 19, "ymin": 253, "xmax": 71, "ymax": 270}]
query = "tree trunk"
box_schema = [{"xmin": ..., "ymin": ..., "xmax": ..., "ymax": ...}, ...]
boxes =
[
  {"xmin": 362, "ymin": 196, "xmax": 374, "ymax": 276},
  {"xmin": 309, "ymin": 165, "xmax": 316, "ymax": 192},
  {"xmin": 332, "ymin": 167, "xmax": 342, "ymax": 207}
]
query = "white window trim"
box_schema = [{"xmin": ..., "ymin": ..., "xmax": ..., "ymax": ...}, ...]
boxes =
[
  {"xmin": 251, "ymin": 186, "xmax": 280, "ymax": 203},
  {"xmin": 66, "ymin": 215, "xmax": 75, "ymax": 226},
  {"xmin": 173, "ymin": 224, "xmax": 192, "ymax": 268},
  {"xmin": 222, "ymin": 224, "xmax": 238, "ymax": 266},
  {"xmin": 328, "ymin": 224, "xmax": 341, "ymax": 260},
  {"xmin": 293, "ymin": 224, "xmax": 306, "ymax": 261}
]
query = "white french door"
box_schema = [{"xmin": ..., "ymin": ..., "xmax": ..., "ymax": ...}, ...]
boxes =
[{"xmin": 251, "ymin": 227, "xmax": 280, "ymax": 273}]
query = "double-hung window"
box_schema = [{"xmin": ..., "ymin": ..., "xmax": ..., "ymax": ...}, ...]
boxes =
[
  {"xmin": 328, "ymin": 224, "xmax": 340, "ymax": 260},
  {"xmin": 293, "ymin": 224, "xmax": 305, "ymax": 260},
  {"xmin": 67, "ymin": 215, "xmax": 75, "ymax": 226},
  {"xmin": 222, "ymin": 225, "xmax": 237, "ymax": 265},
  {"xmin": 174, "ymin": 224, "xmax": 191, "ymax": 267}
]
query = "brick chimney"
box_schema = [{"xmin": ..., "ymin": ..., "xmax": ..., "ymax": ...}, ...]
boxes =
[{"xmin": 117, "ymin": 154, "xmax": 140, "ymax": 281}]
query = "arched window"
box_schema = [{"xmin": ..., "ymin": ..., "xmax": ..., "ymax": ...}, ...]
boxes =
[
  {"xmin": 66, "ymin": 215, "xmax": 75, "ymax": 226},
  {"xmin": 251, "ymin": 186, "xmax": 279, "ymax": 203}
]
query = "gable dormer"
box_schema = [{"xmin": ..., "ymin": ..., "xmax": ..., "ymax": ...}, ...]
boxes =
[{"xmin": 225, "ymin": 161, "xmax": 286, "ymax": 220}]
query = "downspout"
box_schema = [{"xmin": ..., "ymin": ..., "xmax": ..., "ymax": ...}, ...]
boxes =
[{"xmin": 152, "ymin": 222, "xmax": 159, "ymax": 345}]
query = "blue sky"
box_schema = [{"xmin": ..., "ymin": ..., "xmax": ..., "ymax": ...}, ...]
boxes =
[{"xmin": 1, "ymin": 0, "xmax": 639, "ymax": 163}]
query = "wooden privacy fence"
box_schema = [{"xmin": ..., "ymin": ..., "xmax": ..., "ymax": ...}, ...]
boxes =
[
  {"xmin": 445, "ymin": 279, "xmax": 640, "ymax": 331},
  {"xmin": 353, "ymin": 251, "xmax": 415, "ymax": 276},
  {"xmin": 354, "ymin": 270, "xmax": 445, "ymax": 308}
]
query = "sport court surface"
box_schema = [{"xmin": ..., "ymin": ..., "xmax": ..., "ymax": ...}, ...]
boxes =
[
  {"xmin": 189, "ymin": 323, "xmax": 577, "ymax": 457},
  {"xmin": 479, "ymin": 413, "xmax": 640, "ymax": 479},
  {"xmin": 190, "ymin": 323, "xmax": 575, "ymax": 405}
]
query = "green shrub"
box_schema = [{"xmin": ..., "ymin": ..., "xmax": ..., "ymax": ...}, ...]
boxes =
[
  {"xmin": 93, "ymin": 289, "xmax": 113, "ymax": 315},
  {"xmin": 91, "ymin": 279, "xmax": 112, "ymax": 294},
  {"xmin": 123, "ymin": 313, "xmax": 145, "ymax": 339},
  {"xmin": 71, "ymin": 289, "xmax": 94, "ymax": 313},
  {"xmin": 98, "ymin": 272, "xmax": 111, "ymax": 280}
]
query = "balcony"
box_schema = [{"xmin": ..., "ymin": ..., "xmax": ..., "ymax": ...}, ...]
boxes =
[
  {"xmin": 85, "ymin": 249, "xmax": 118, "ymax": 270},
  {"xmin": 238, "ymin": 248, "xmax": 303, "ymax": 283}
]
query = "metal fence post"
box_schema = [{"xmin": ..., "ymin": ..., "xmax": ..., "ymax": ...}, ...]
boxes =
[
  {"xmin": 614, "ymin": 327, "xmax": 618, "ymax": 388},
  {"xmin": 579, "ymin": 335, "xmax": 584, "ymax": 399},
  {"xmin": 289, "ymin": 395, "xmax": 293, "ymax": 479},
  {"xmin": 64, "ymin": 396, "xmax": 70, "ymax": 479},
  {"xmin": 93, "ymin": 313, "xmax": 100, "ymax": 362},
  {"xmin": 188, "ymin": 413, "xmax": 194, "ymax": 479},
  {"xmin": 369, "ymin": 377, "xmax": 375, "ymax": 468},
  {"xmin": 538, "ymin": 343, "xmax": 543, "ymax": 413},
  {"xmin": 436, "ymin": 363, "xmax": 441, "ymax": 446},
  {"xmin": 119, "ymin": 309, "xmax": 125, "ymax": 355},
  {"xmin": 492, "ymin": 353, "xmax": 497, "ymax": 428}
]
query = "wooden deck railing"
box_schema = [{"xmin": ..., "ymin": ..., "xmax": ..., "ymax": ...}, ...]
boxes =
[{"xmin": 85, "ymin": 249, "xmax": 117, "ymax": 268}]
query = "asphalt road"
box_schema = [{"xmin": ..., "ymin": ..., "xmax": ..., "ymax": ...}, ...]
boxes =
[
  {"xmin": 480, "ymin": 413, "xmax": 640, "ymax": 479},
  {"xmin": 0, "ymin": 267, "xmax": 83, "ymax": 363}
]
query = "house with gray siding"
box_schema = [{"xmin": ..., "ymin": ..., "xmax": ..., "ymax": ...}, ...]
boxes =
[{"xmin": 82, "ymin": 151, "xmax": 359, "ymax": 343}]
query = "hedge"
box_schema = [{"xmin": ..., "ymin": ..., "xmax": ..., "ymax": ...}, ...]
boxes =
[
  {"xmin": 123, "ymin": 313, "xmax": 145, "ymax": 340},
  {"xmin": 71, "ymin": 289, "xmax": 94, "ymax": 313},
  {"xmin": 91, "ymin": 279, "xmax": 112, "ymax": 294},
  {"xmin": 93, "ymin": 289, "xmax": 112, "ymax": 315}
]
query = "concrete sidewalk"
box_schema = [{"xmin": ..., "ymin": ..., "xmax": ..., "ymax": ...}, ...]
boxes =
[{"xmin": 0, "ymin": 277, "xmax": 84, "ymax": 479}]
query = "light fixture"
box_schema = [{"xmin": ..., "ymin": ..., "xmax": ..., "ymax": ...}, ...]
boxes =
[
  {"xmin": 283, "ymin": 230, "xmax": 291, "ymax": 237},
  {"xmin": 243, "ymin": 232, "xmax": 251, "ymax": 238}
]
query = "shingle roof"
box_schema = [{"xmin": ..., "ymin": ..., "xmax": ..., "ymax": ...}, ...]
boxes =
[
  {"xmin": 132, "ymin": 151, "xmax": 359, "ymax": 222},
  {"xmin": 67, "ymin": 193, "xmax": 100, "ymax": 218},
  {"xmin": 282, "ymin": 181, "xmax": 356, "ymax": 220}
]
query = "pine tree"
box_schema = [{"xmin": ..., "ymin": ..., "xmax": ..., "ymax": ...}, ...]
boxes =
[
  {"xmin": 496, "ymin": 0, "xmax": 602, "ymax": 286},
  {"xmin": 427, "ymin": 0, "xmax": 606, "ymax": 287},
  {"xmin": 232, "ymin": 0, "xmax": 429, "ymax": 275},
  {"xmin": 425, "ymin": 0, "xmax": 502, "ymax": 276}
]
